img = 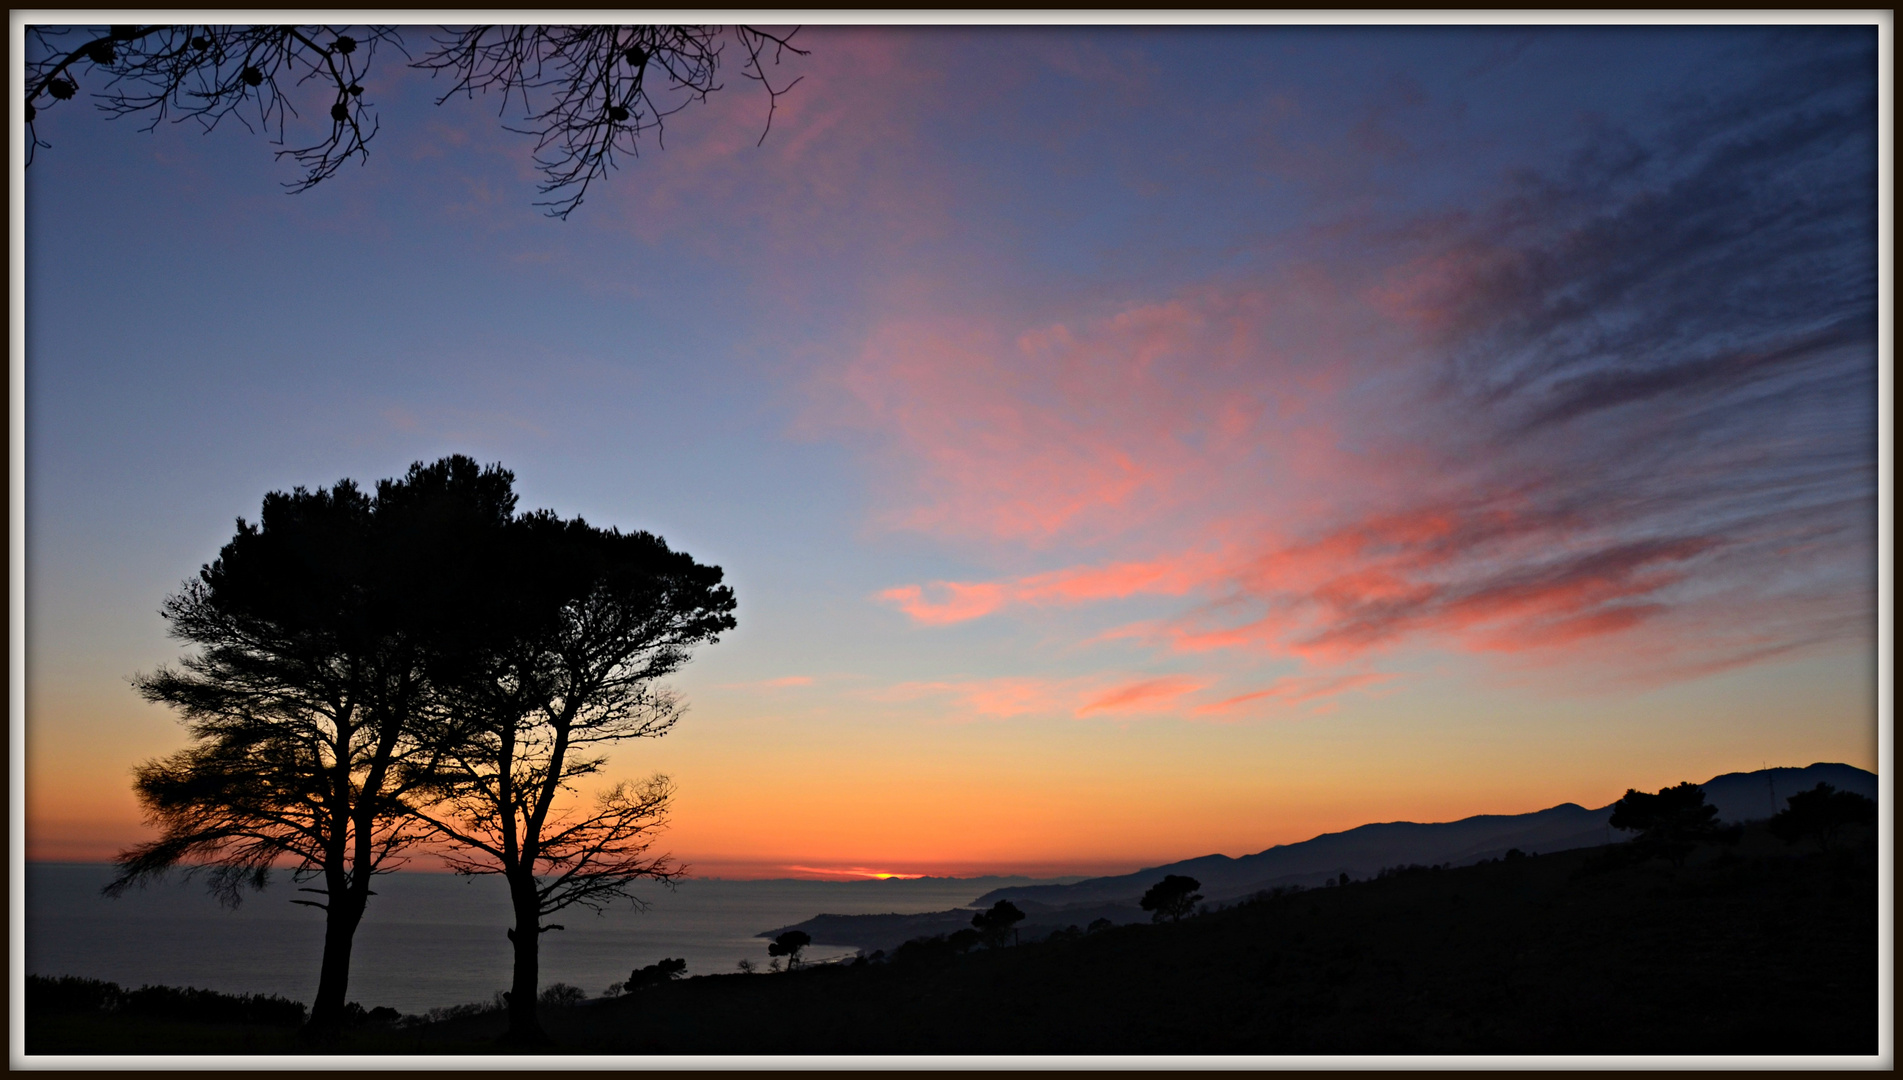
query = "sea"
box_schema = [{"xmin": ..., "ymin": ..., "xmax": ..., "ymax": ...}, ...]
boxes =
[{"xmin": 23, "ymin": 863, "xmax": 1029, "ymax": 1015}]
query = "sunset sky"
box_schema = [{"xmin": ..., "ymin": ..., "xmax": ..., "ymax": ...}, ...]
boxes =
[{"xmin": 19, "ymin": 19, "xmax": 1887, "ymax": 879}]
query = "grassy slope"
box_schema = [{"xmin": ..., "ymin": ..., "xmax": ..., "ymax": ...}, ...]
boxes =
[{"xmin": 26, "ymin": 826, "xmax": 1877, "ymax": 1056}]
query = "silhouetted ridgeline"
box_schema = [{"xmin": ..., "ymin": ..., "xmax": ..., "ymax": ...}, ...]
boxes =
[
  {"xmin": 24, "ymin": 777, "xmax": 1876, "ymax": 1054},
  {"xmin": 28, "ymin": 976, "xmax": 310, "ymax": 1026},
  {"xmin": 759, "ymin": 900, "xmax": 1148, "ymax": 956},
  {"xmin": 974, "ymin": 763, "xmax": 1875, "ymax": 909},
  {"xmin": 760, "ymin": 764, "xmax": 1875, "ymax": 953},
  {"xmin": 386, "ymin": 820, "xmax": 1877, "ymax": 1054}
]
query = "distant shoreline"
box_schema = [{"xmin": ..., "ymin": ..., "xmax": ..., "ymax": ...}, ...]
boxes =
[{"xmin": 20, "ymin": 861, "xmax": 1095, "ymax": 887}]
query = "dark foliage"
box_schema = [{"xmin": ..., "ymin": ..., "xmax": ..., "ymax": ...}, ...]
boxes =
[
  {"xmin": 26, "ymin": 975, "xmax": 129, "ymax": 1015},
  {"xmin": 26, "ymin": 825, "xmax": 1877, "ymax": 1055},
  {"xmin": 28, "ymin": 975, "xmax": 308, "ymax": 1027},
  {"xmin": 343, "ymin": 1003, "xmax": 404, "ymax": 1026},
  {"xmin": 768, "ymin": 931, "xmax": 812, "ymax": 970},
  {"xmin": 481, "ymin": 828, "xmax": 1873, "ymax": 1054},
  {"xmin": 1138, "ymin": 874, "xmax": 1203, "ymax": 923},
  {"xmin": 1768, "ymin": 782, "xmax": 1877, "ymax": 852},
  {"xmin": 625, "ymin": 957, "xmax": 688, "ymax": 991},
  {"xmin": 109, "ymin": 456, "xmax": 519, "ymax": 1032},
  {"xmin": 103, "ymin": 454, "xmax": 732, "ymax": 1042},
  {"xmin": 122, "ymin": 985, "xmax": 311, "ymax": 1027},
  {"xmin": 537, "ymin": 983, "xmax": 587, "ymax": 1008},
  {"xmin": 23, "ymin": 23, "xmax": 806, "ymax": 216},
  {"xmin": 889, "ymin": 933, "xmax": 960, "ymax": 967},
  {"xmin": 971, "ymin": 900, "xmax": 1025, "ymax": 948},
  {"xmin": 1609, "ymin": 782, "xmax": 1727, "ymax": 866},
  {"xmin": 398, "ymin": 471, "xmax": 735, "ymax": 1044}
]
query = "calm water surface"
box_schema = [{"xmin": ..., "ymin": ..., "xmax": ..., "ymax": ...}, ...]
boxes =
[{"xmin": 26, "ymin": 863, "xmax": 1012, "ymax": 1014}]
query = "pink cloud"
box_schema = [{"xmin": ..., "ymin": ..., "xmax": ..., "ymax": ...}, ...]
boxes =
[
  {"xmin": 876, "ymin": 581, "xmax": 1009, "ymax": 625},
  {"xmin": 1152, "ymin": 510, "xmax": 1723, "ymax": 665},
  {"xmin": 823, "ymin": 164, "xmax": 1869, "ymax": 690},
  {"xmin": 1193, "ymin": 671, "xmax": 1394, "ymax": 717},
  {"xmin": 878, "ymin": 493, "xmax": 1728, "ymax": 674},
  {"xmin": 1016, "ymin": 552, "xmax": 1229, "ymax": 604},
  {"xmin": 877, "ymin": 677, "xmax": 1073, "ymax": 720},
  {"xmin": 878, "ymin": 673, "xmax": 1217, "ymax": 722},
  {"xmin": 832, "ymin": 281, "xmax": 1355, "ymax": 549},
  {"xmin": 877, "ymin": 550, "xmax": 1229, "ymax": 625},
  {"xmin": 1075, "ymin": 676, "xmax": 1210, "ymax": 715},
  {"xmin": 584, "ymin": 28, "xmax": 963, "ymax": 259}
]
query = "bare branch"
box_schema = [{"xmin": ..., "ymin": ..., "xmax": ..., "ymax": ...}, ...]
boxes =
[
  {"xmin": 26, "ymin": 23, "xmax": 806, "ymax": 214},
  {"xmin": 24, "ymin": 25, "xmax": 404, "ymax": 189},
  {"xmin": 413, "ymin": 25, "xmax": 809, "ymax": 218}
]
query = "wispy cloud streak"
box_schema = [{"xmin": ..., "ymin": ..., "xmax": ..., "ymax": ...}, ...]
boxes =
[{"xmin": 840, "ymin": 29, "xmax": 1875, "ymax": 700}]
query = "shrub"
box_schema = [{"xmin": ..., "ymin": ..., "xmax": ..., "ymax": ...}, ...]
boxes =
[
  {"xmin": 1610, "ymin": 782, "xmax": 1724, "ymax": 866},
  {"xmin": 26, "ymin": 975, "xmax": 123, "ymax": 1014},
  {"xmin": 538, "ymin": 983, "xmax": 588, "ymax": 1008},
  {"xmin": 339, "ymin": 1002, "xmax": 403, "ymax": 1026},
  {"xmin": 417, "ymin": 997, "xmax": 507, "ymax": 1025},
  {"xmin": 892, "ymin": 934, "xmax": 957, "ymax": 966},
  {"xmin": 1768, "ymin": 783, "xmax": 1877, "ymax": 852},
  {"xmin": 972, "ymin": 900, "xmax": 1026, "ymax": 947},
  {"xmin": 625, "ymin": 957, "xmax": 688, "ymax": 991},
  {"xmin": 767, "ymin": 930, "xmax": 812, "ymax": 970},
  {"xmin": 1140, "ymin": 875, "xmax": 1204, "ymax": 922},
  {"xmin": 111, "ymin": 982, "xmax": 308, "ymax": 1026},
  {"xmin": 1240, "ymin": 885, "xmax": 1304, "ymax": 904}
]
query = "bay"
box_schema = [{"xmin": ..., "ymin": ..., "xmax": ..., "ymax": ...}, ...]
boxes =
[{"xmin": 24, "ymin": 863, "xmax": 1049, "ymax": 1015}]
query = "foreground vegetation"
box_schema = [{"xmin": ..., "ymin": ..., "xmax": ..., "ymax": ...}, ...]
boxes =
[{"xmin": 29, "ymin": 823, "xmax": 1875, "ymax": 1056}]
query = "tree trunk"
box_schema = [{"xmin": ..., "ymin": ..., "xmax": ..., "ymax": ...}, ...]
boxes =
[
  {"xmin": 305, "ymin": 886, "xmax": 369, "ymax": 1034},
  {"xmin": 501, "ymin": 868, "xmax": 550, "ymax": 1046}
]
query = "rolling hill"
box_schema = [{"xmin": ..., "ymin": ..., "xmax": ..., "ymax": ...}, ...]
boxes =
[{"xmin": 972, "ymin": 762, "xmax": 1875, "ymax": 909}]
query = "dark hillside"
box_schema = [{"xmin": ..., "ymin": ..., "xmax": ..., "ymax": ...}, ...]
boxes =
[
  {"xmin": 976, "ymin": 803, "xmax": 1611, "ymax": 907},
  {"xmin": 759, "ymin": 899, "xmax": 1148, "ymax": 956},
  {"xmin": 979, "ymin": 763, "xmax": 1876, "ymax": 908},
  {"xmin": 403, "ymin": 824, "xmax": 1875, "ymax": 1055},
  {"xmin": 26, "ymin": 819, "xmax": 1875, "ymax": 1056},
  {"xmin": 1697, "ymin": 763, "xmax": 1877, "ymax": 824}
]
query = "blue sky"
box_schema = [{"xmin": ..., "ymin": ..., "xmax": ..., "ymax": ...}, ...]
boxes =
[{"xmin": 22, "ymin": 19, "xmax": 1886, "ymax": 877}]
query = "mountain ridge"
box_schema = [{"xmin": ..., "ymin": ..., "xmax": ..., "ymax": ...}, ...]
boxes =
[{"xmin": 973, "ymin": 762, "xmax": 1876, "ymax": 908}]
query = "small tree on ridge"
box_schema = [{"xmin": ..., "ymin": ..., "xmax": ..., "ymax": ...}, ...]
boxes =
[
  {"xmin": 1609, "ymin": 782, "xmax": 1725, "ymax": 866},
  {"xmin": 1768, "ymin": 782, "xmax": 1876, "ymax": 852},
  {"xmin": 972, "ymin": 900, "xmax": 1025, "ymax": 948},
  {"xmin": 768, "ymin": 930, "xmax": 811, "ymax": 970},
  {"xmin": 1140, "ymin": 875, "xmax": 1203, "ymax": 923}
]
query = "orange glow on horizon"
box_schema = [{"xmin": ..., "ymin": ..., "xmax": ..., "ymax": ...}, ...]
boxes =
[{"xmin": 782, "ymin": 865, "xmax": 926, "ymax": 880}]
